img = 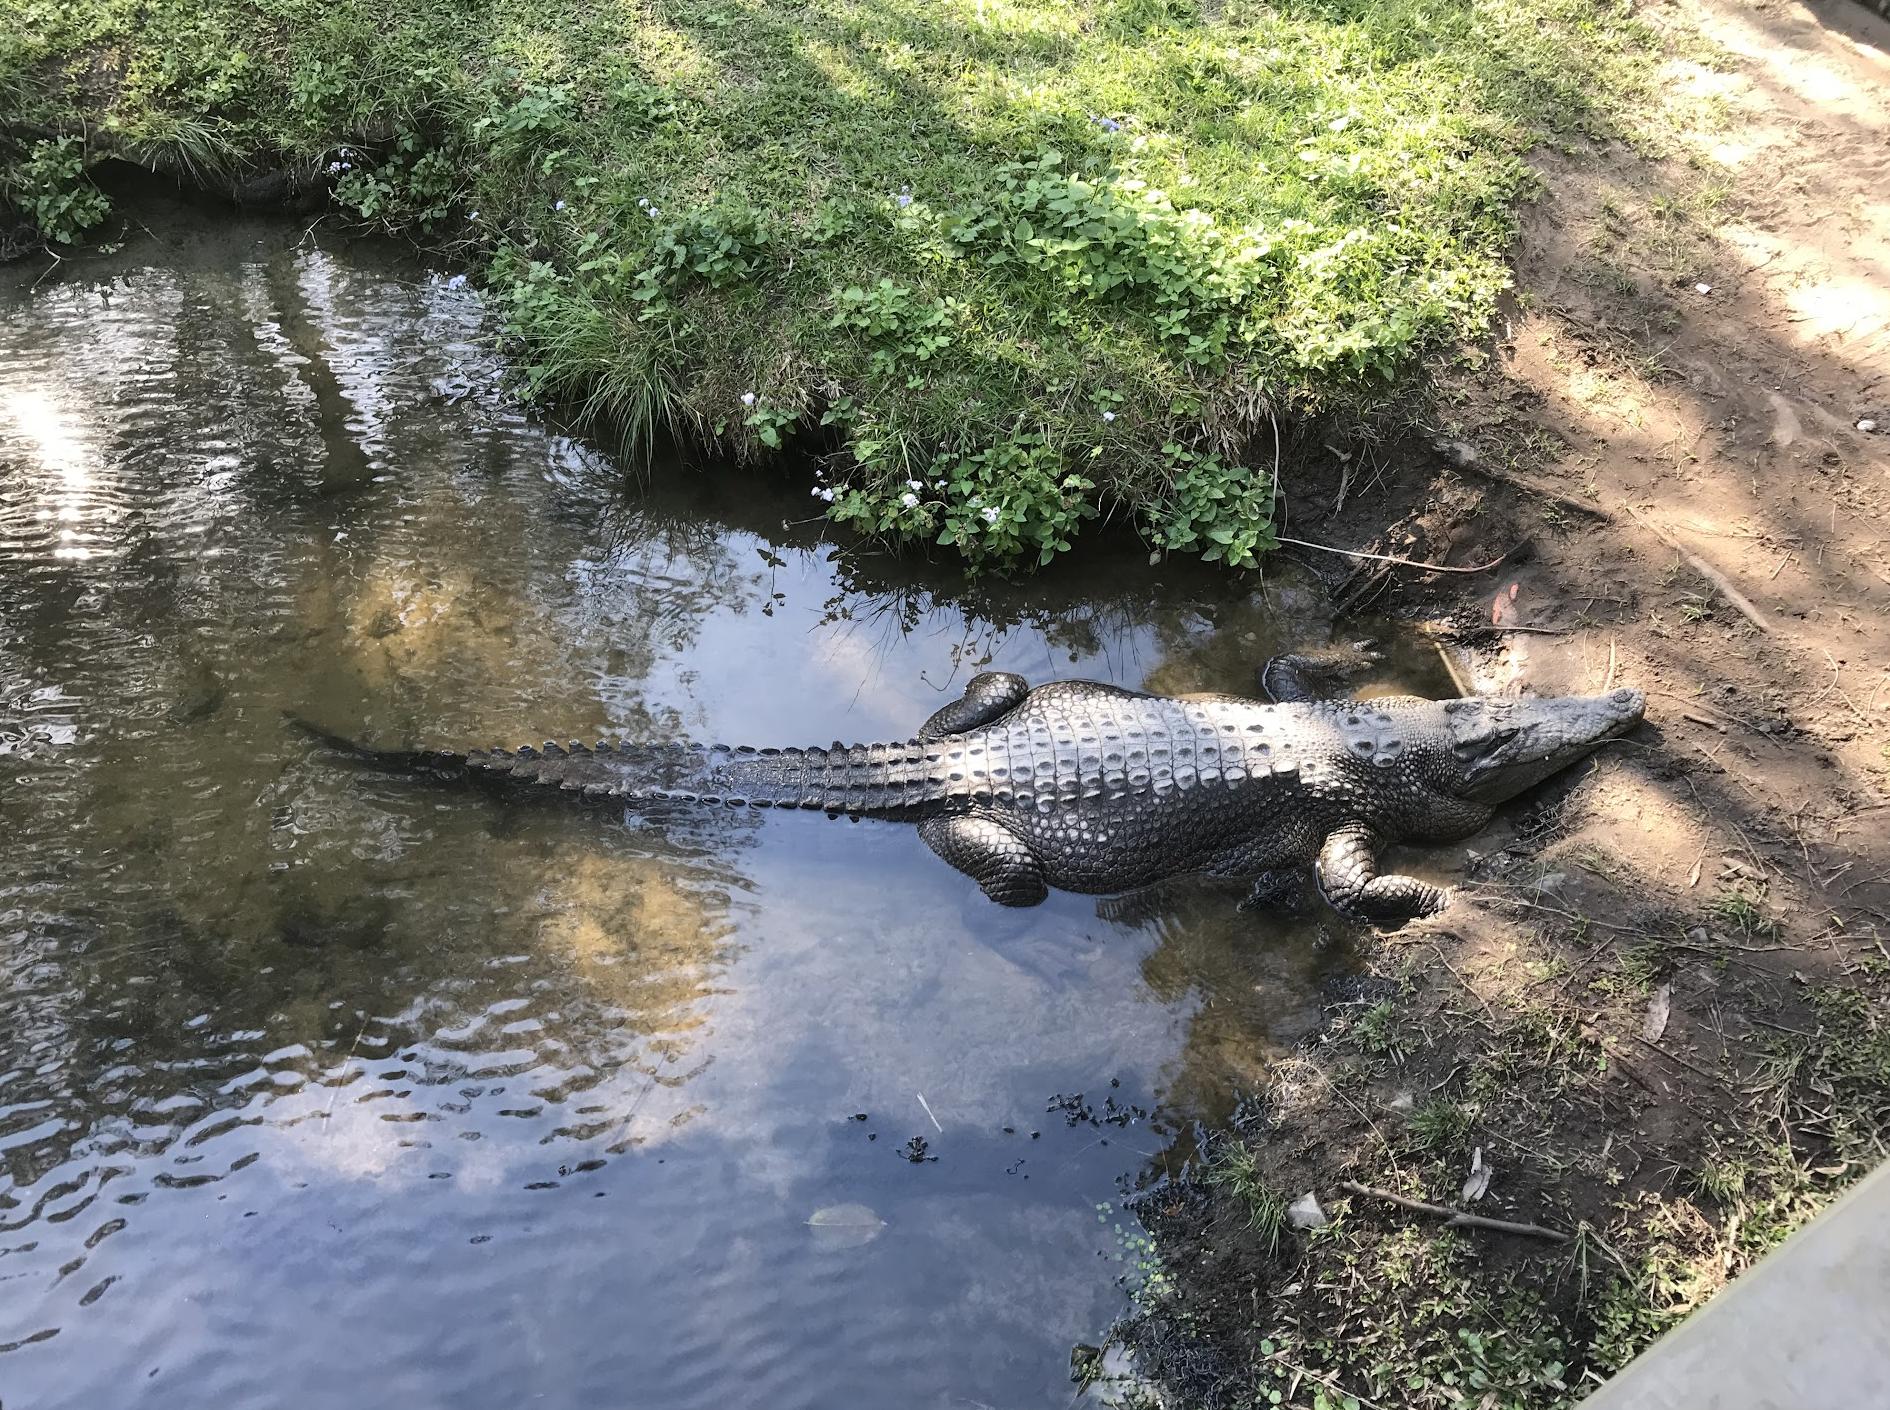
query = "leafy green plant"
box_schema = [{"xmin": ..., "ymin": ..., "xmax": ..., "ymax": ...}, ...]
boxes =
[
  {"xmin": 1142, "ymin": 445, "xmax": 1277, "ymax": 569},
  {"xmin": 1707, "ymin": 887, "xmax": 1778, "ymax": 939},
  {"xmin": 5, "ymin": 137, "xmax": 111, "ymax": 244},
  {"xmin": 741, "ymin": 395, "xmax": 797, "ymax": 450},
  {"xmin": 1354, "ymin": 998, "xmax": 1412, "ymax": 1063},
  {"xmin": 947, "ymin": 151, "xmax": 1274, "ymax": 367},
  {"xmin": 334, "ymin": 136, "xmax": 463, "ymax": 228},
  {"xmin": 472, "ymin": 79, "xmax": 574, "ymax": 149},
  {"xmin": 828, "ymin": 280, "xmax": 958, "ymax": 374},
  {"xmin": 288, "ymin": 55, "xmax": 355, "ymax": 131},
  {"xmin": 630, "ymin": 202, "xmax": 772, "ymax": 318}
]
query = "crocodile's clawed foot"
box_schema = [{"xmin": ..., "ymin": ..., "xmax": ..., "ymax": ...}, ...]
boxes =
[
  {"xmin": 1315, "ymin": 824, "xmax": 1455, "ymax": 925},
  {"xmin": 1259, "ymin": 641, "xmax": 1385, "ymax": 703},
  {"xmin": 1237, "ymin": 868, "xmax": 1309, "ymax": 915}
]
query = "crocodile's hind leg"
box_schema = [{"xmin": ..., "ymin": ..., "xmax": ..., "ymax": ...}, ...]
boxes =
[
  {"xmin": 1315, "ymin": 824, "xmax": 1449, "ymax": 922},
  {"xmin": 1259, "ymin": 642, "xmax": 1383, "ymax": 702},
  {"xmin": 919, "ymin": 814, "xmax": 1048, "ymax": 906},
  {"xmin": 918, "ymin": 671, "xmax": 1030, "ymax": 742}
]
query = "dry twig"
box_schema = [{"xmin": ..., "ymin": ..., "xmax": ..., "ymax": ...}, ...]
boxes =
[
  {"xmin": 1339, "ymin": 1181, "xmax": 1569, "ymax": 1243},
  {"xmin": 1622, "ymin": 504, "xmax": 1774, "ymax": 634},
  {"xmin": 1275, "ymin": 535, "xmax": 1520, "ymax": 575}
]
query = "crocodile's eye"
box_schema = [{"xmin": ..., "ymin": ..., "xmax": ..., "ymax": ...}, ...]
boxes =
[{"xmin": 1453, "ymin": 725, "xmax": 1519, "ymax": 759}]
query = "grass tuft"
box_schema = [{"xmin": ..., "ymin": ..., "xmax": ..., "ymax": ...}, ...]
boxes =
[{"xmin": 1208, "ymin": 1142, "xmax": 1290, "ymax": 1255}]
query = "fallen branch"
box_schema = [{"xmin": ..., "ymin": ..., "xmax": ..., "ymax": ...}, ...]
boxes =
[
  {"xmin": 1621, "ymin": 504, "xmax": 1774, "ymax": 635},
  {"xmin": 1452, "ymin": 459, "xmax": 1616, "ymax": 522},
  {"xmin": 1339, "ymin": 1181, "xmax": 1570, "ymax": 1243},
  {"xmin": 1275, "ymin": 535, "xmax": 1519, "ymax": 575},
  {"xmin": 1443, "ymin": 623, "xmax": 1573, "ymax": 637}
]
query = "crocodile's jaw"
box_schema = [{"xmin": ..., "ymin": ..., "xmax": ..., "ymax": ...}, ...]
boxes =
[{"xmin": 1451, "ymin": 688, "xmax": 1646, "ymax": 805}]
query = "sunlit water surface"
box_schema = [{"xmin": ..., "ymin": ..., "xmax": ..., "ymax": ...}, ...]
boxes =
[{"xmin": 0, "ymin": 203, "xmax": 1446, "ymax": 1409}]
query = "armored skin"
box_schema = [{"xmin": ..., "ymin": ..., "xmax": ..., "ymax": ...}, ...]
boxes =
[{"xmin": 313, "ymin": 663, "xmax": 1645, "ymax": 923}]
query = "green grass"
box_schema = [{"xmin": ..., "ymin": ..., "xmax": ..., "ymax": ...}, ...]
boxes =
[
  {"xmin": 1207, "ymin": 1142, "xmax": 1290, "ymax": 1255},
  {"xmin": 1706, "ymin": 886, "xmax": 1779, "ymax": 939},
  {"xmin": 1351, "ymin": 995, "xmax": 1414, "ymax": 1062},
  {"xmin": 1117, "ymin": 975, "xmax": 1890, "ymax": 1409},
  {"xmin": 3, "ymin": 0, "xmax": 1659, "ymax": 567}
]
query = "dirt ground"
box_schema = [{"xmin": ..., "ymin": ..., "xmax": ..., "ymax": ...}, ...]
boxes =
[{"xmin": 1114, "ymin": 1, "xmax": 1890, "ymax": 1403}]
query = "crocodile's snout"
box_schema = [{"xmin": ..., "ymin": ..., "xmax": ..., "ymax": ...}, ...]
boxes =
[{"xmin": 1452, "ymin": 685, "xmax": 1647, "ymax": 804}]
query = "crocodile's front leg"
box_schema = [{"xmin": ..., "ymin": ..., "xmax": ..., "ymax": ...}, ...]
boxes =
[
  {"xmin": 919, "ymin": 814, "xmax": 1048, "ymax": 906},
  {"xmin": 917, "ymin": 671, "xmax": 1030, "ymax": 741},
  {"xmin": 1315, "ymin": 823, "xmax": 1449, "ymax": 922}
]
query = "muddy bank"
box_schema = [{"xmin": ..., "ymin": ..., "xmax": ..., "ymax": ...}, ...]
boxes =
[{"xmin": 1099, "ymin": 0, "xmax": 1890, "ymax": 1403}]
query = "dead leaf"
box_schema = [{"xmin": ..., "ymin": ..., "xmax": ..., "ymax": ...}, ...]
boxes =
[
  {"xmin": 806, "ymin": 1202, "xmax": 887, "ymax": 1248},
  {"xmin": 1492, "ymin": 581, "xmax": 1522, "ymax": 626},
  {"xmin": 1462, "ymin": 1147, "xmax": 1492, "ymax": 1203},
  {"xmin": 1642, "ymin": 982, "xmax": 1673, "ymax": 1042}
]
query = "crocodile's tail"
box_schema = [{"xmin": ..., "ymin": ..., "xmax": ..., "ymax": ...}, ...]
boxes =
[{"xmin": 291, "ymin": 717, "xmax": 948, "ymax": 818}]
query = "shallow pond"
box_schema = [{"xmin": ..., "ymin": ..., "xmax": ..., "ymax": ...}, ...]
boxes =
[{"xmin": 0, "ymin": 198, "xmax": 1447, "ymax": 1409}]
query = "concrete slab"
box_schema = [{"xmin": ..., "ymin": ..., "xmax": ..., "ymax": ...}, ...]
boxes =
[{"xmin": 1580, "ymin": 1160, "xmax": 1890, "ymax": 1408}]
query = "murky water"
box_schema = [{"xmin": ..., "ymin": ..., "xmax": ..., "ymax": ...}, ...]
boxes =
[{"xmin": 0, "ymin": 197, "xmax": 1447, "ymax": 1409}]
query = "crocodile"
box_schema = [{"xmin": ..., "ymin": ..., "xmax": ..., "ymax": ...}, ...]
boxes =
[{"xmin": 306, "ymin": 661, "xmax": 1644, "ymax": 923}]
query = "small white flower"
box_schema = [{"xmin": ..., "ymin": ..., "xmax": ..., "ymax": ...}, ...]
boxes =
[
  {"xmin": 906, "ymin": 479, "xmax": 922, "ymax": 491},
  {"xmin": 327, "ymin": 161, "xmax": 343, "ymax": 175},
  {"xmin": 980, "ymin": 505, "xmax": 999, "ymax": 524},
  {"xmin": 637, "ymin": 197, "xmax": 649, "ymax": 207},
  {"xmin": 816, "ymin": 487, "xmax": 836, "ymax": 502},
  {"xmin": 901, "ymin": 492, "xmax": 919, "ymax": 509},
  {"xmin": 555, "ymin": 200, "xmax": 567, "ymax": 211},
  {"xmin": 1102, "ymin": 410, "xmax": 1116, "ymax": 422},
  {"xmin": 740, "ymin": 391, "xmax": 757, "ymax": 407},
  {"xmin": 896, "ymin": 185, "xmax": 913, "ymax": 208},
  {"xmin": 646, "ymin": 206, "xmax": 661, "ymax": 218}
]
